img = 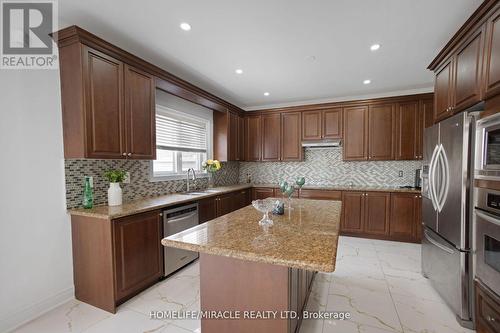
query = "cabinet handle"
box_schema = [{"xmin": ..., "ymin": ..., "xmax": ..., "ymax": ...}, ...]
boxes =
[
  {"xmin": 127, "ymin": 153, "xmax": 132, "ymax": 157},
  {"xmin": 122, "ymin": 152, "xmax": 126, "ymax": 156},
  {"xmin": 159, "ymin": 213, "xmax": 163, "ymax": 217},
  {"xmin": 487, "ymin": 315, "xmax": 496, "ymax": 322}
]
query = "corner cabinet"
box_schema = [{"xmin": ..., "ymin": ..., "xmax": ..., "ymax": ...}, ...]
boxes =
[{"xmin": 58, "ymin": 44, "xmax": 156, "ymax": 159}]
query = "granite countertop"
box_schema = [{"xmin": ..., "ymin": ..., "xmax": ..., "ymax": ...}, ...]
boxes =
[
  {"xmin": 68, "ymin": 184, "xmax": 253, "ymax": 219},
  {"xmin": 253, "ymin": 183, "xmax": 421, "ymax": 194},
  {"xmin": 162, "ymin": 199, "xmax": 341, "ymax": 272}
]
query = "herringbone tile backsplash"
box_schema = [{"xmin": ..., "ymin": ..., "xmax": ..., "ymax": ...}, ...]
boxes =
[
  {"xmin": 65, "ymin": 148, "xmax": 420, "ymax": 209},
  {"xmin": 239, "ymin": 148, "xmax": 421, "ymax": 187}
]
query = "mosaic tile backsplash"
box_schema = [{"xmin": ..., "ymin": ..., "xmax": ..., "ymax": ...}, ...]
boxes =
[
  {"xmin": 65, "ymin": 160, "xmax": 240, "ymax": 209},
  {"xmin": 239, "ymin": 148, "xmax": 422, "ymax": 187}
]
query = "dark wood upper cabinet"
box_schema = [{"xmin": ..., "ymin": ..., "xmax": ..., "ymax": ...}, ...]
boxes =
[
  {"xmin": 281, "ymin": 112, "xmax": 303, "ymax": 161},
  {"xmin": 124, "ymin": 65, "xmax": 156, "ymax": 160},
  {"xmin": 261, "ymin": 113, "xmax": 281, "ymax": 161},
  {"xmin": 368, "ymin": 103, "xmax": 394, "ymax": 160},
  {"xmin": 484, "ymin": 6, "xmax": 500, "ymax": 99},
  {"xmin": 238, "ymin": 116, "xmax": 246, "ymax": 161},
  {"xmin": 213, "ymin": 111, "xmax": 241, "ymax": 162},
  {"xmin": 302, "ymin": 111, "xmax": 322, "ymax": 140},
  {"xmin": 422, "ymin": 98, "xmax": 435, "ymax": 128},
  {"xmin": 434, "ymin": 60, "xmax": 454, "ymax": 122},
  {"xmin": 364, "ymin": 192, "xmax": 390, "ymax": 236},
  {"xmin": 302, "ymin": 108, "xmax": 342, "ymax": 140},
  {"xmin": 395, "ymin": 101, "xmax": 419, "ymax": 160},
  {"xmin": 229, "ymin": 111, "xmax": 239, "ymax": 161},
  {"xmin": 323, "ymin": 108, "xmax": 343, "ymax": 139},
  {"xmin": 83, "ymin": 47, "xmax": 125, "ymax": 159},
  {"xmin": 341, "ymin": 191, "xmax": 364, "ymax": 234},
  {"xmin": 246, "ymin": 115, "xmax": 262, "ymax": 161},
  {"xmin": 113, "ymin": 210, "xmax": 163, "ymax": 302},
  {"xmin": 454, "ymin": 28, "xmax": 485, "ymax": 111},
  {"xmin": 343, "ymin": 106, "xmax": 368, "ymax": 161}
]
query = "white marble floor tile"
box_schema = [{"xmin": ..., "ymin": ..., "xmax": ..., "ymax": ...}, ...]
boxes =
[
  {"xmin": 392, "ymin": 294, "xmax": 475, "ymax": 333},
  {"xmin": 13, "ymin": 237, "xmax": 475, "ymax": 333}
]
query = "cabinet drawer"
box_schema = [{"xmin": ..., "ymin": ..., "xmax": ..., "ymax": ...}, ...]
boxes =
[{"xmin": 299, "ymin": 189, "xmax": 341, "ymax": 200}]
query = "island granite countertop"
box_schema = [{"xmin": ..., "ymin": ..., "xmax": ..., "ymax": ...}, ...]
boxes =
[{"xmin": 162, "ymin": 198, "xmax": 341, "ymax": 272}]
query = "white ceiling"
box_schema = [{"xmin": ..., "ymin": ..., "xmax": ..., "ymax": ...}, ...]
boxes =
[{"xmin": 58, "ymin": 0, "xmax": 483, "ymax": 110}]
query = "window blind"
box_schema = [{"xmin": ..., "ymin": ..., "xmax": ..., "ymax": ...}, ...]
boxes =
[{"xmin": 156, "ymin": 107, "xmax": 207, "ymax": 153}]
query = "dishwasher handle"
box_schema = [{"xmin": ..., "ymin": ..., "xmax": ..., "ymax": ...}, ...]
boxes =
[{"xmin": 166, "ymin": 212, "xmax": 198, "ymax": 225}]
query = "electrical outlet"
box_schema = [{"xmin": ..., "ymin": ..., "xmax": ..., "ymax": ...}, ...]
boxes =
[
  {"xmin": 398, "ymin": 170, "xmax": 404, "ymax": 177},
  {"xmin": 124, "ymin": 172, "xmax": 131, "ymax": 184}
]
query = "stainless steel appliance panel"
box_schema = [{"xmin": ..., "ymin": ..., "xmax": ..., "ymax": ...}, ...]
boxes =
[
  {"xmin": 422, "ymin": 227, "xmax": 471, "ymax": 322},
  {"xmin": 163, "ymin": 203, "xmax": 199, "ymax": 276},
  {"xmin": 476, "ymin": 113, "xmax": 500, "ymax": 179},
  {"xmin": 437, "ymin": 113, "xmax": 468, "ymax": 249}
]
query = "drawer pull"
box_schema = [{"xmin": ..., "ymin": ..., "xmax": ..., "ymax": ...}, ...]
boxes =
[{"xmin": 487, "ymin": 315, "xmax": 496, "ymax": 322}]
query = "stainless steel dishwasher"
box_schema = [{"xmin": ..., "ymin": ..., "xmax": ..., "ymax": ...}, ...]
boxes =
[{"xmin": 163, "ymin": 203, "xmax": 199, "ymax": 276}]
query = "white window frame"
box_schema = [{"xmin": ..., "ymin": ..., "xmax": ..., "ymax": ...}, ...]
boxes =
[{"xmin": 150, "ymin": 105, "xmax": 212, "ymax": 182}]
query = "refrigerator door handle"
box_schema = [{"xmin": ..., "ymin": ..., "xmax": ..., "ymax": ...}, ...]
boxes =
[
  {"xmin": 424, "ymin": 229, "xmax": 455, "ymax": 254},
  {"xmin": 436, "ymin": 144, "xmax": 450, "ymax": 212},
  {"xmin": 429, "ymin": 144, "xmax": 440, "ymax": 211}
]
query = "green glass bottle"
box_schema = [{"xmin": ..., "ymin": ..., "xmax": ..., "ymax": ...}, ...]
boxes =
[{"xmin": 83, "ymin": 176, "xmax": 94, "ymax": 209}]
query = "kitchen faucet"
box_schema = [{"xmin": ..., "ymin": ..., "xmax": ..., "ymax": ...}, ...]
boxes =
[{"xmin": 186, "ymin": 168, "xmax": 196, "ymax": 192}]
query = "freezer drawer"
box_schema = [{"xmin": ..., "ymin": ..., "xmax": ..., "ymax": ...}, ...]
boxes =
[{"xmin": 422, "ymin": 227, "xmax": 472, "ymax": 325}]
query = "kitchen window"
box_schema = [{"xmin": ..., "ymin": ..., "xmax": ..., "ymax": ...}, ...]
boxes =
[{"xmin": 151, "ymin": 105, "xmax": 210, "ymax": 180}]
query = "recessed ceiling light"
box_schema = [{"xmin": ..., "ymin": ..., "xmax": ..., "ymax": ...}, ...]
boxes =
[
  {"xmin": 235, "ymin": 69, "xmax": 243, "ymax": 74},
  {"xmin": 180, "ymin": 22, "xmax": 191, "ymax": 31},
  {"xmin": 370, "ymin": 44, "xmax": 381, "ymax": 51},
  {"xmin": 264, "ymin": 92, "xmax": 270, "ymax": 96},
  {"xmin": 363, "ymin": 79, "xmax": 371, "ymax": 85}
]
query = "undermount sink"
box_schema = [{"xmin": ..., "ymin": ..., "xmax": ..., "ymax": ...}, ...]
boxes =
[{"xmin": 183, "ymin": 192, "xmax": 206, "ymax": 196}]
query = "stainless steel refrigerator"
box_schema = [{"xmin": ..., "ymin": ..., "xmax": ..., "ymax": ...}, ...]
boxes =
[{"xmin": 421, "ymin": 111, "xmax": 476, "ymax": 329}]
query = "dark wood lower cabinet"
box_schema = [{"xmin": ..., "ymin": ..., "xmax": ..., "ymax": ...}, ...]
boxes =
[
  {"xmin": 113, "ymin": 211, "xmax": 163, "ymax": 302},
  {"xmin": 71, "ymin": 210, "xmax": 163, "ymax": 313},
  {"xmin": 198, "ymin": 196, "xmax": 218, "ymax": 223},
  {"xmin": 475, "ymin": 279, "xmax": 500, "ymax": 333},
  {"xmin": 253, "ymin": 187, "xmax": 275, "ymax": 200},
  {"xmin": 364, "ymin": 192, "xmax": 390, "ymax": 236},
  {"xmin": 341, "ymin": 191, "xmax": 365, "ymax": 234},
  {"xmin": 390, "ymin": 193, "xmax": 422, "ymax": 242}
]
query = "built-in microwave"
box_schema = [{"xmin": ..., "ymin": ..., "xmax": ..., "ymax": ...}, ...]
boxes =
[
  {"xmin": 476, "ymin": 113, "xmax": 500, "ymax": 179},
  {"xmin": 475, "ymin": 188, "xmax": 500, "ymax": 298}
]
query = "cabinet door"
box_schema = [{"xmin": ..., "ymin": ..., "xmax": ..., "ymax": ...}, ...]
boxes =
[
  {"xmin": 368, "ymin": 103, "xmax": 394, "ymax": 160},
  {"xmin": 389, "ymin": 193, "xmax": 417, "ymax": 241},
  {"xmin": 343, "ymin": 106, "xmax": 368, "ymax": 160},
  {"xmin": 395, "ymin": 101, "xmax": 418, "ymax": 160},
  {"xmin": 124, "ymin": 65, "xmax": 155, "ymax": 159},
  {"xmin": 281, "ymin": 112, "xmax": 303, "ymax": 161},
  {"xmin": 341, "ymin": 191, "xmax": 364, "ymax": 234},
  {"xmin": 198, "ymin": 196, "xmax": 218, "ymax": 223},
  {"xmin": 246, "ymin": 115, "xmax": 262, "ymax": 161},
  {"xmin": 238, "ymin": 116, "xmax": 246, "ymax": 161},
  {"xmin": 454, "ymin": 28, "xmax": 484, "ymax": 111},
  {"xmin": 83, "ymin": 47, "xmax": 125, "ymax": 159},
  {"xmin": 434, "ymin": 60, "xmax": 454, "ymax": 121},
  {"xmin": 302, "ymin": 111, "xmax": 322, "ymax": 140},
  {"xmin": 422, "ymin": 98, "xmax": 434, "ymax": 129},
  {"xmin": 261, "ymin": 113, "xmax": 281, "ymax": 161},
  {"xmin": 113, "ymin": 210, "xmax": 162, "ymax": 301},
  {"xmin": 232, "ymin": 189, "xmax": 250, "ymax": 211},
  {"xmin": 216, "ymin": 193, "xmax": 233, "ymax": 217},
  {"xmin": 415, "ymin": 195, "xmax": 422, "ymax": 242},
  {"xmin": 323, "ymin": 108, "xmax": 342, "ymax": 139},
  {"xmin": 415, "ymin": 102, "xmax": 424, "ymax": 160},
  {"xmin": 484, "ymin": 7, "xmax": 500, "ymax": 99},
  {"xmin": 228, "ymin": 112, "xmax": 239, "ymax": 161},
  {"xmin": 364, "ymin": 192, "xmax": 390, "ymax": 236},
  {"xmin": 253, "ymin": 188, "xmax": 275, "ymax": 200}
]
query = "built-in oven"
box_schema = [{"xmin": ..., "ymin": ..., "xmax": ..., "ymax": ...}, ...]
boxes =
[
  {"xmin": 475, "ymin": 187, "xmax": 500, "ymax": 297},
  {"xmin": 476, "ymin": 113, "xmax": 500, "ymax": 180}
]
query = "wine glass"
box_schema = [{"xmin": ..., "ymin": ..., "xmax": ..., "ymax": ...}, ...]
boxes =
[
  {"xmin": 279, "ymin": 180, "xmax": 288, "ymax": 200},
  {"xmin": 252, "ymin": 199, "xmax": 276, "ymax": 226},
  {"xmin": 295, "ymin": 177, "xmax": 305, "ymax": 207},
  {"xmin": 284, "ymin": 184, "xmax": 295, "ymax": 210}
]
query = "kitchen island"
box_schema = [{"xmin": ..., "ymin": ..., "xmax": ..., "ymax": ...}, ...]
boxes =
[{"xmin": 162, "ymin": 198, "xmax": 341, "ymax": 333}]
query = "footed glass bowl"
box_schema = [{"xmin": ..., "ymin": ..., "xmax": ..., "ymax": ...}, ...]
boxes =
[{"xmin": 252, "ymin": 199, "xmax": 275, "ymax": 226}]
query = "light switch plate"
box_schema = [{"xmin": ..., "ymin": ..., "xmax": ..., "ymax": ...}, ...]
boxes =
[{"xmin": 124, "ymin": 172, "xmax": 131, "ymax": 184}]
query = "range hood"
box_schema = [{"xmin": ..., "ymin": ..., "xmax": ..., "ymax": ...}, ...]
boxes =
[{"xmin": 301, "ymin": 139, "xmax": 341, "ymax": 148}]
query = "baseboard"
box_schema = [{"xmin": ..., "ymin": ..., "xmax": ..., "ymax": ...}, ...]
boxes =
[{"xmin": 0, "ymin": 286, "xmax": 74, "ymax": 333}]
